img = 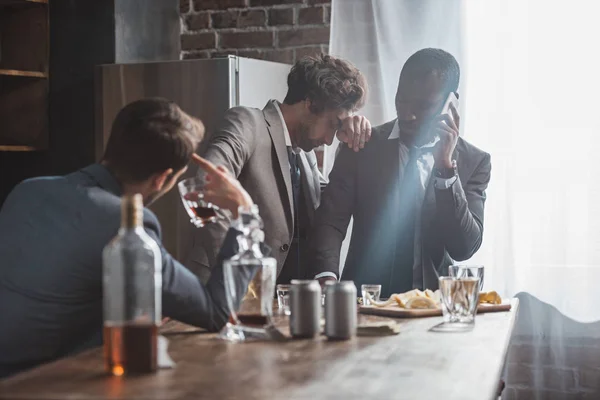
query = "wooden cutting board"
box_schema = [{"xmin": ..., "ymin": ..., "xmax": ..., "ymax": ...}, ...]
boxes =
[{"xmin": 359, "ymin": 301, "xmax": 512, "ymax": 319}]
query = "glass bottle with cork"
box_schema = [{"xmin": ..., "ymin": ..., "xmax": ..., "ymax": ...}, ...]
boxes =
[{"xmin": 102, "ymin": 194, "xmax": 162, "ymax": 376}]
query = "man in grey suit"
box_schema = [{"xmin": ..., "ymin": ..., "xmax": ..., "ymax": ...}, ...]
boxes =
[
  {"xmin": 186, "ymin": 54, "xmax": 370, "ymax": 285},
  {"xmin": 307, "ymin": 48, "xmax": 492, "ymax": 297},
  {"xmin": 0, "ymin": 98, "xmax": 256, "ymax": 378}
]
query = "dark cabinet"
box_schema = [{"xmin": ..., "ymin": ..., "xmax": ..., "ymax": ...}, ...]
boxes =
[{"xmin": 0, "ymin": 0, "xmax": 49, "ymax": 151}]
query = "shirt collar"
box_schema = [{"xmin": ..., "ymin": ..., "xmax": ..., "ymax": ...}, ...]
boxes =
[
  {"xmin": 272, "ymin": 101, "xmax": 301, "ymax": 154},
  {"xmin": 79, "ymin": 163, "xmax": 123, "ymax": 196}
]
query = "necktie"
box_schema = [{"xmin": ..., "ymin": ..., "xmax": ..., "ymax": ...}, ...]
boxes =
[
  {"xmin": 389, "ymin": 147, "xmax": 421, "ymax": 294},
  {"xmin": 287, "ymin": 147, "xmax": 302, "ymax": 279},
  {"xmin": 287, "ymin": 147, "xmax": 301, "ymax": 227}
]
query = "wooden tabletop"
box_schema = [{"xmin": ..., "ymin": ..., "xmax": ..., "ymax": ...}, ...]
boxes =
[{"xmin": 0, "ymin": 299, "xmax": 519, "ymax": 400}]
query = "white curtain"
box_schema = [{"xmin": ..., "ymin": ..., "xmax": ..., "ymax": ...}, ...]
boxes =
[{"xmin": 328, "ymin": 0, "xmax": 600, "ymax": 323}]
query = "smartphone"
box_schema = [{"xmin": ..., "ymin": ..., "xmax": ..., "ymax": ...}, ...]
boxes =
[{"xmin": 441, "ymin": 92, "xmax": 459, "ymax": 123}]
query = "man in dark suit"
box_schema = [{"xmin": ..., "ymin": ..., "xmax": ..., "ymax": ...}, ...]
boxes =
[
  {"xmin": 308, "ymin": 48, "xmax": 492, "ymax": 297},
  {"xmin": 185, "ymin": 54, "xmax": 371, "ymax": 286},
  {"xmin": 0, "ymin": 98, "xmax": 256, "ymax": 378}
]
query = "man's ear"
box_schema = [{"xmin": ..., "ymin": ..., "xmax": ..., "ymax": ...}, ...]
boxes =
[
  {"xmin": 152, "ymin": 168, "xmax": 174, "ymax": 191},
  {"xmin": 304, "ymin": 98, "xmax": 314, "ymax": 114}
]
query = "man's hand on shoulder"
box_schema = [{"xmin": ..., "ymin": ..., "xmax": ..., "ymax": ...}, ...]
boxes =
[{"xmin": 337, "ymin": 115, "xmax": 372, "ymax": 152}]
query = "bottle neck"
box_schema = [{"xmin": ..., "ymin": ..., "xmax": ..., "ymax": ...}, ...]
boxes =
[
  {"xmin": 235, "ymin": 234, "xmax": 264, "ymax": 257},
  {"xmin": 234, "ymin": 204, "xmax": 265, "ymax": 258},
  {"xmin": 121, "ymin": 194, "xmax": 143, "ymax": 230}
]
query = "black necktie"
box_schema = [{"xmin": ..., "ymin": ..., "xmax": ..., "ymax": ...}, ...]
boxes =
[
  {"xmin": 389, "ymin": 147, "xmax": 421, "ymax": 294},
  {"xmin": 287, "ymin": 147, "xmax": 301, "ymax": 230},
  {"xmin": 287, "ymin": 147, "xmax": 302, "ymax": 279}
]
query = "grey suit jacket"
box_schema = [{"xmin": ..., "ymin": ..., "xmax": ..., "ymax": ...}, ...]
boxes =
[
  {"xmin": 0, "ymin": 164, "xmax": 250, "ymax": 378},
  {"xmin": 307, "ymin": 120, "xmax": 492, "ymax": 296},
  {"xmin": 185, "ymin": 100, "xmax": 325, "ymax": 279}
]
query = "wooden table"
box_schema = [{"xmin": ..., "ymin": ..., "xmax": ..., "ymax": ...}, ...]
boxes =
[{"xmin": 0, "ymin": 300, "xmax": 519, "ymax": 400}]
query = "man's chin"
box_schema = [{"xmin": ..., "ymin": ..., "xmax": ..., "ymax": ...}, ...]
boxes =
[
  {"xmin": 399, "ymin": 128, "xmax": 435, "ymax": 146},
  {"xmin": 398, "ymin": 123, "xmax": 420, "ymax": 136},
  {"xmin": 300, "ymin": 142, "xmax": 320, "ymax": 152}
]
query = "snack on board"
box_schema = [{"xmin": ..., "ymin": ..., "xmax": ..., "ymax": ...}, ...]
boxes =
[
  {"xmin": 364, "ymin": 287, "xmax": 504, "ymax": 310},
  {"xmin": 370, "ymin": 289, "xmax": 441, "ymax": 310},
  {"xmin": 478, "ymin": 291, "xmax": 502, "ymax": 305},
  {"xmin": 404, "ymin": 296, "xmax": 437, "ymax": 309}
]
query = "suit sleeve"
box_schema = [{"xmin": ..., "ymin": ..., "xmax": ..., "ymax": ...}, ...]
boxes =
[
  {"xmin": 183, "ymin": 108, "xmax": 259, "ymax": 279},
  {"xmin": 307, "ymin": 146, "xmax": 358, "ymax": 278},
  {"xmin": 144, "ymin": 214, "xmax": 253, "ymax": 331},
  {"xmin": 201, "ymin": 107, "xmax": 257, "ymax": 177},
  {"xmin": 434, "ymin": 153, "xmax": 491, "ymax": 261}
]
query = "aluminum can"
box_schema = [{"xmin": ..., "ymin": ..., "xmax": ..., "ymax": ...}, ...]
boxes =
[
  {"xmin": 324, "ymin": 281, "xmax": 357, "ymax": 340},
  {"xmin": 289, "ymin": 279, "xmax": 321, "ymax": 338}
]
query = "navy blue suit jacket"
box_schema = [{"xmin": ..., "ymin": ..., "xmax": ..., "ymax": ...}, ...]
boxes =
[{"xmin": 0, "ymin": 164, "xmax": 247, "ymax": 378}]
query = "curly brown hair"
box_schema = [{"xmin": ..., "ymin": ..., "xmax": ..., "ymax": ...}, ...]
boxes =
[{"xmin": 283, "ymin": 54, "xmax": 367, "ymax": 114}]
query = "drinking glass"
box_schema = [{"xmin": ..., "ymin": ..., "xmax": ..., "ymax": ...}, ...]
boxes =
[
  {"xmin": 361, "ymin": 284, "xmax": 382, "ymax": 306},
  {"xmin": 177, "ymin": 174, "xmax": 220, "ymax": 227},
  {"xmin": 276, "ymin": 284, "xmax": 291, "ymax": 316},
  {"xmin": 449, "ymin": 265, "xmax": 484, "ymax": 290},
  {"xmin": 435, "ymin": 276, "xmax": 480, "ymax": 332}
]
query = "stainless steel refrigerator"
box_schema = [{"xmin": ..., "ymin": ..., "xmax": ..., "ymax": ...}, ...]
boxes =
[{"xmin": 95, "ymin": 56, "xmax": 291, "ymax": 260}]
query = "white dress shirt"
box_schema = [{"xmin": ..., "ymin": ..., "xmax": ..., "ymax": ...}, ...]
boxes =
[{"xmin": 273, "ymin": 102, "xmax": 301, "ymax": 154}]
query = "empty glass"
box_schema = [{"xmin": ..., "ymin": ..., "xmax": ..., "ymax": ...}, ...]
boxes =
[
  {"xmin": 449, "ymin": 265, "xmax": 484, "ymax": 290},
  {"xmin": 276, "ymin": 284, "xmax": 291, "ymax": 316},
  {"xmin": 177, "ymin": 173, "xmax": 220, "ymax": 227},
  {"xmin": 435, "ymin": 276, "xmax": 480, "ymax": 332},
  {"xmin": 361, "ymin": 284, "xmax": 382, "ymax": 306}
]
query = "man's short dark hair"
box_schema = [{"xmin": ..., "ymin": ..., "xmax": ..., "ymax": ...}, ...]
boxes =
[
  {"xmin": 283, "ymin": 54, "xmax": 367, "ymax": 114},
  {"xmin": 103, "ymin": 98, "xmax": 204, "ymax": 183},
  {"xmin": 400, "ymin": 48, "xmax": 460, "ymax": 94}
]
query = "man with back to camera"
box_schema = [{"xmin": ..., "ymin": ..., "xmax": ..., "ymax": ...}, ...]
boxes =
[
  {"xmin": 307, "ymin": 48, "xmax": 492, "ymax": 298},
  {"xmin": 0, "ymin": 98, "xmax": 257, "ymax": 378}
]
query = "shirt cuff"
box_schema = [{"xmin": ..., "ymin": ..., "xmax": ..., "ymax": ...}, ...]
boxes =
[
  {"xmin": 314, "ymin": 272, "xmax": 338, "ymax": 280},
  {"xmin": 433, "ymin": 175, "xmax": 458, "ymax": 190}
]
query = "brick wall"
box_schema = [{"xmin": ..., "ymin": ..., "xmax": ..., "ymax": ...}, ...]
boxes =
[
  {"xmin": 180, "ymin": 0, "xmax": 331, "ymax": 64},
  {"xmin": 503, "ymin": 336, "xmax": 600, "ymax": 400},
  {"xmin": 502, "ymin": 293, "xmax": 600, "ymax": 400}
]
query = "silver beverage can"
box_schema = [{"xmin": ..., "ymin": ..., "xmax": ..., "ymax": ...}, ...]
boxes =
[
  {"xmin": 289, "ymin": 279, "xmax": 322, "ymax": 338},
  {"xmin": 324, "ymin": 281, "xmax": 357, "ymax": 340}
]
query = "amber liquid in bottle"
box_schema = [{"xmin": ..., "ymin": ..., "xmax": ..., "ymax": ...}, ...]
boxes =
[
  {"xmin": 103, "ymin": 194, "xmax": 162, "ymax": 376},
  {"xmin": 103, "ymin": 323, "xmax": 158, "ymax": 376}
]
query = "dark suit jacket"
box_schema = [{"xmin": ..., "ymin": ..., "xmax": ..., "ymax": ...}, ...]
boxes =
[
  {"xmin": 307, "ymin": 120, "xmax": 492, "ymax": 296},
  {"xmin": 0, "ymin": 164, "xmax": 250, "ymax": 378},
  {"xmin": 185, "ymin": 100, "xmax": 325, "ymax": 280}
]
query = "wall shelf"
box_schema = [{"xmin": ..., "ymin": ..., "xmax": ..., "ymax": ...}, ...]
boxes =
[
  {"xmin": 0, "ymin": 69, "xmax": 47, "ymax": 78},
  {"xmin": 0, "ymin": 0, "xmax": 49, "ymax": 150},
  {"xmin": 0, "ymin": 145, "xmax": 38, "ymax": 152},
  {"xmin": 0, "ymin": 0, "xmax": 47, "ymax": 6}
]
